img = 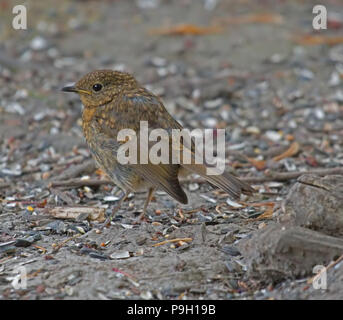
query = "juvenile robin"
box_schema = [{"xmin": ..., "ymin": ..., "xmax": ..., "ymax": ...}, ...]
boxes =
[{"xmin": 62, "ymin": 70, "xmax": 254, "ymax": 226}]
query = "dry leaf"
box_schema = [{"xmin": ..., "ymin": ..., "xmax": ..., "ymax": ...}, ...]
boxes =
[
  {"xmin": 218, "ymin": 13, "xmax": 284, "ymax": 25},
  {"xmin": 272, "ymin": 142, "xmax": 300, "ymax": 162},
  {"xmin": 246, "ymin": 157, "xmax": 267, "ymax": 170},
  {"xmin": 255, "ymin": 206, "xmax": 275, "ymax": 220},
  {"xmin": 243, "ymin": 202, "xmax": 276, "ymax": 221},
  {"xmin": 149, "ymin": 24, "xmax": 222, "ymax": 36}
]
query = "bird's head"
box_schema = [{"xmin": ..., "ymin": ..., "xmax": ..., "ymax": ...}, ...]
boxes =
[{"xmin": 62, "ymin": 70, "xmax": 138, "ymax": 108}]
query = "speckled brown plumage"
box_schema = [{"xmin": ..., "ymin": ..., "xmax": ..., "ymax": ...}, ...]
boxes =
[{"xmin": 62, "ymin": 70, "xmax": 254, "ymax": 225}]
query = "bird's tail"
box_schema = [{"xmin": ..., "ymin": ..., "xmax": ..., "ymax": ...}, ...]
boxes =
[{"xmin": 182, "ymin": 163, "xmax": 254, "ymax": 199}]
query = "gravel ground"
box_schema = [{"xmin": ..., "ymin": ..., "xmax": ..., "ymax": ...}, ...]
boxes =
[{"xmin": 1, "ymin": 0, "xmax": 343, "ymax": 300}]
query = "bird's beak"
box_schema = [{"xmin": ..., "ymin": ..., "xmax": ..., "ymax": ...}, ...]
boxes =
[
  {"xmin": 62, "ymin": 85, "xmax": 77, "ymax": 93},
  {"xmin": 61, "ymin": 86, "xmax": 91, "ymax": 95}
]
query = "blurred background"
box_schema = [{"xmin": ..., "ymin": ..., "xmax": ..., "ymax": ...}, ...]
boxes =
[
  {"xmin": 0, "ymin": 0, "xmax": 342, "ymax": 162},
  {"xmin": 1, "ymin": 0, "xmax": 343, "ymax": 187},
  {"xmin": 0, "ymin": 0, "xmax": 343, "ymax": 300}
]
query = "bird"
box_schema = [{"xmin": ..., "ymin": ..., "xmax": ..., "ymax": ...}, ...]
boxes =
[{"xmin": 62, "ymin": 70, "xmax": 254, "ymax": 226}]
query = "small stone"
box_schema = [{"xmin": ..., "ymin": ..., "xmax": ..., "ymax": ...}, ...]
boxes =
[
  {"xmin": 204, "ymin": 98, "xmax": 223, "ymax": 109},
  {"xmin": 175, "ymin": 97, "xmax": 196, "ymax": 111},
  {"xmin": 104, "ymin": 196, "xmax": 120, "ymax": 202},
  {"xmin": 226, "ymin": 198, "xmax": 243, "ymax": 208},
  {"xmin": 110, "ymin": 251, "xmax": 131, "ymax": 259},
  {"xmin": 202, "ymin": 117, "xmax": 217, "ymax": 128},
  {"xmin": 188, "ymin": 183, "xmax": 199, "ymax": 191},
  {"xmin": 15, "ymin": 239, "xmax": 32, "ymax": 247},
  {"xmin": 246, "ymin": 126, "xmax": 261, "ymax": 135},
  {"xmin": 149, "ymin": 56, "xmax": 167, "ymax": 67},
  {"xmin": 5, "ymin": 102, "xmax": 25, "ymax": 115},
  {"xmin": 265, "ymin": 130, "xmax": 282, "ymax": 142},
  {"xmin": 140, "ymin": 290, "xmax": 153, "ymax": 300},
  {"xmin": 269, "ymin": 53, "xmax": 285, "ymax": 64},
  {"xmin": 89, "ymin": 252, "xmax": 109, "ymax": 260},
  {"xmin": 294, "ymin": 68, "xmax": 314, "ymax": 80},
  {"xmin": 329, "ymin": 71, "xmax": 341, "ymax": 87}
]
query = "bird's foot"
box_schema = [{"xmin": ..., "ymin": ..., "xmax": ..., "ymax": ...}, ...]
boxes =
[
  {"xmin": 100, "ymin": 190, "xmax": 129, "ymax": 229},
  {"xmin": 132, "ymin": 211, "xmax": 148, "ymax": 224}
]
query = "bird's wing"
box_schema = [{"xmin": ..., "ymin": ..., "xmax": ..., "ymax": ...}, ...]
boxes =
[
  {"xmin": 95, "ymin": 91, "xmax": 188, "ymax": 204},
  {"xmin": 121, "ymin": 91, "xmax": 254, "ymax": 198}
]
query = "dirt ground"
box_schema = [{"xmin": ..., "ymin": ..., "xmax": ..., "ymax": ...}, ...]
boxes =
[{"xmin": 1, "ymin": 0, "xmax": 343, "ymax": 300}]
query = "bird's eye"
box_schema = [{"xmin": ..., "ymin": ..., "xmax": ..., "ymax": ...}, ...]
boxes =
[{"xmin": 92, "ymin": 83, "xmax": 103, "ymax": 92}]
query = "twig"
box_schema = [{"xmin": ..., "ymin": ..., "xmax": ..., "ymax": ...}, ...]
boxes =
[
  {"xmin": 239, "ymin": 167, "xmax": 343, "ymax": 183},
  {"xmin": 33, "ymin": 245, "xmax": 47, "ymax": 254},
  {"xmin": 51, "ymin": 159, "xmax": 95, "ymax": 181},
  {"xmin": 50, "ymin": 188, "xmax": 79, "ymax": 205},
  {"xmin": 181, "ymin": 167, "xmax": 343, "ymax": 184},
  {"xmin": 49, "ymin": 178, "xmax": 112, "ymax": 188},
  {"xmin": 52, "ymin": 234, "xmax": 81, "ymax": 253}
]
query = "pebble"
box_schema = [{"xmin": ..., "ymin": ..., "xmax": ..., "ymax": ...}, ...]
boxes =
[
  {"xmin": 5, "ymin": 102, "xmax": 25, "ymax": 115},
  {"xmin": 54, "ymin": 57, "xmax": 77, "ymax": 69},
  {"xmin": 314, "ymin": 108, "xmax": 325, "ymax": 120},
  {"xmin": 294, "ymin": 68, "xmax": 314, "ymax": 81},
  {"xmin": 89, "ymin": 252, "xmax": 109, "ymax": 260},
  {"xmin": 110, "ymin": 251, "xmax": 131, "ymax": 259},
  {"xmin": 175, "ymin": 96, "xmax": 197, "ymax": 111},
  {"xmin": 157, "ymin": 67, "xmax": 168, "ymax": 77},
  {"xmin": 140, "ymin": 290, "xmax": 153, "ymax": 300},
  {"xmin": 265, "ymin": 130, "xmax": 282, "ymax": 142},
  {"xmin": 329, "ymin": 71, "xmax": 341, "ymax": 87},
  {"xmin": 30, "ymin": 36, "xmax": 48, "ymax": 50},
  {"xmin": 330, "ymin": 45, "xmax": 343, "ymax": 63},
  {"xmin": 202, "ymin": 117, "xmax": 218, "ymax": 128},
  {"xmin": 204, "ymin": 98, "xmax": 223, "ymax": 109},
  {"xmin": 199, "ymin": 194, "xmax": 216, "ymax": 203},
  {"xmin": 47, "ymin": 221, "xmax": 66, "ymax": 234},
  {"xmin": 136, "ymin": 0, "xmax": 160, "ymax": 9},
  {"xmin": 269, "ymin": 53, "xmax": 285, "ymax": 64},
  {"xmin": 287, "ymin": 89, "xmax": 304, "ymax": 102},
  {"xmin": 246, "ymin": 126, "xmax": 261, "ymax": 135},
  {"xmin": 204, "ymin": 0, "xmax": 218, "ymax": 10},
  {"xmin": 188, "ymin": 183, "xmax": 199, "ymax": 192},
  {"xmin": 196, "ymin": 212, "xmax": 212, "ymax": 222},
  {"xmin": 332, "ymin": 90, "xmax": 343, "ymax": 102},
  {"xmin": 104, "ymin": 196, "xmax": 120, "ymax": 202}
]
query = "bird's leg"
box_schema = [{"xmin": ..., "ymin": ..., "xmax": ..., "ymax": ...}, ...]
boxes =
[
  {"xmin": 138, "ymin": 187, "xmax": 156, "ymax": 221},
  {"xmin": 101, "ymin": 190, "xmax": 129, "ymax": 228}
]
